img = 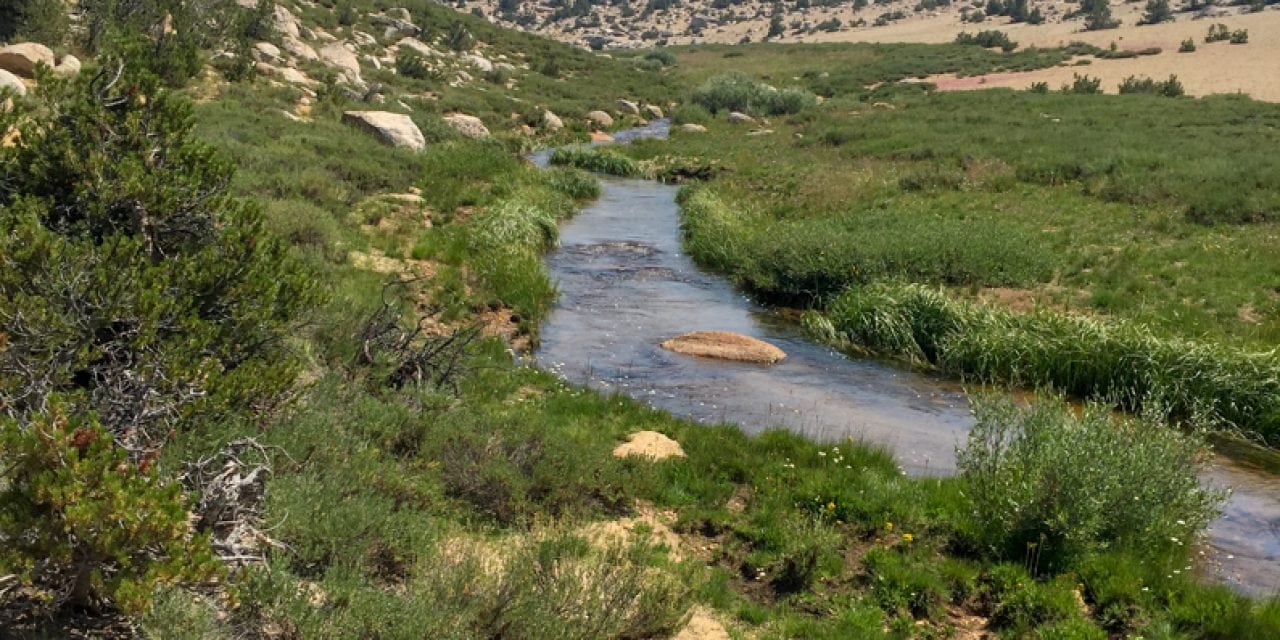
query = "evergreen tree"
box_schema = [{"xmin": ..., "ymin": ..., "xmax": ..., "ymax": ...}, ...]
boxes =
[
  {"xmin": 1141, "ymin": 0, "xmax": 1174, "ymax": 24},
  {"xmin": 1085, "ymin": 0, "xmax": 1120, "ymax": 30}
]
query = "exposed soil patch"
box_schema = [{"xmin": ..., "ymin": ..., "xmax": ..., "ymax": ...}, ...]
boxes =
[{"xmin": 612, "ymin": 430, "xmax": 686, "ymax": 460}]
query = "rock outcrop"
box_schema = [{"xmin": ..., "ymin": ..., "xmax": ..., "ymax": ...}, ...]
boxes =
[
  {"xmin": 0, "ymin": 69, "xmax": 26, "ymax": 96},
  {"xmin": 342, "ymin": 111, "xmax": 426, "ymax": 151},
  {"xmin": 0, "ymin": 43, "xmax": 56, "ymax": 78},
  {"xmin": 319, "ymin": 42, "xmax": 364, "ymax": 86},
  {"xmin": 443, "ymin": 113, "xmax": 490, "ymax": 139},
  {"xmin": 281, "ymin": 35, "xmax": 318, "ymax": 61},
  {"xmin": 660, "ymin": 331, "xmax": 786, "ymax": 364}
]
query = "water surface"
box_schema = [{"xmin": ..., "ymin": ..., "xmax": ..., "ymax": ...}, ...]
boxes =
[{"xmin": 532, "ymin": 122, "xmax": 1280, "ymax": 596}]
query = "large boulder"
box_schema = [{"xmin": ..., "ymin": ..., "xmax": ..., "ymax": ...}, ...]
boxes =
[
  {"xmin": 274, "ymin": 5, "xmax": 302, "ymax": 39},
  {"xmin": 319, "ymin": 42, "xmax": 364, "ymax": 86},
  {"xmin": 644, "ymin": 104, "xmax": 665, "ymax": 119},
  {"xmin": 617, "ymin": 99, "xmax": 640, "ymax": 115},
  {"xmin": 253, "ymin": 42, "xmax": 282, "ymax": 63},
  {"xmin": 463, "ymin": 54, "xmax": 494, "ymax": 74},
  {"xmin": 443, "ymin": 113, "xmax": 490, "ymax": 139},
  {"xmin": 352, "ymin": 31, "xmax": 378, "ymax": 48},
  {"xmin": 542, "ymin": 110, "xmax": 564, "ymax": 131},
  {"xmin": 372, "ymin": 14, "xmax": 420, "ymax": 39},
  {"xmin": 660, "ymin": 331, "xmax": 786, "ymax": 364},
  {"xmin": 281, "ymin": 35, "xmax": 318, "ymax": 61},
  {"xmin": 342, "ymin": 111, "xmax": 426, "ymax": 151},
  {"xmin": 0, "ymin": 69, "xmax": 27, "ymax": 97},
  {"xmin": 586, "ymin": 110, "xmax": 614, "ymax": 129},
  {"xmin": 52, "ymin": 54, "xmax": 81, "ymax": 78},
  {"xmin": 397, "ymin": 38, "xmax": 440, "ymax": 58},
  {"xmin": 0, "ymin": 43, "xmax": 56, "ymax": 78}
]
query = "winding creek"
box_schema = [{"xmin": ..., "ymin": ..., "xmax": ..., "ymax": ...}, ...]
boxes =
[{"xmin": 530, "ymin": 121, "xmax": 1280, "ymax": 597}]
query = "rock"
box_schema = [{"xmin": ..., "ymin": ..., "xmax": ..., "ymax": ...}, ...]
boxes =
[
  {"xmin": 363, "ymin": 55, "xmax": 382, "ymax": 71},
  {"xmin": 281, "ymin": 35, "xmax": 318, "ymax": 61},
  {"xmin": 644, "ymin": 104, "xmax": 664, "ymax": 119},
  {"xmin": 443, "ymin": 113, "xmax": 490, "ymax": 139},
  {"xmin": 258, "ymin": 64, "xmax": 314, "ymax": 86},
  {"xmin": 0, "ymin": 43, "xmax": 56, "ymax": 78},
  {"xmin": 674, "ymin": 608, "xmax": 731, "ymax": 640},
  {"xmin": 494, "ymin": 62, "xmax": 516, "ymax": 73},
  {"xmin": 352, "ymin": 31, "xmax": 378, "ymax": 48},
  {"xmin": 660, "ymin": 331, "xmax": 786, "ymax": 364},
  {"xmin": 273, "ymin": 5, "xmax": 302, "ymax": 39},
  {"xmin": 0, "ymin": 69, "xmax": 26, "ymax": 97},
  {"xmin": 542, "ymin": 110, "xmax": 564, "ymax": 130},
  {"xmin": 679, "ymin": 123, "xmax": 707, "ymax": 133},
  {"xmin": 612, "ymin": 432, "xmax": 685, "ymax": 460},
  {"xmin": 590, "ymin": 130, "xmax": 614, "ymax": 143},
  {"xmin": 463, "ymin": 54, "xmax": 494, "ymax": 74},
  {"xmin": 387, "ymin": 7, "xmax": 413, "ymax": 21},
  {"xmin": 727, "ymin": 111, "xmax": 755, "ymax": 124},
  {"xmin": 52, "ymin": 54, "xmax": 81, "ymax": 78},
  {"xmin": 747, "ymin": 129, "xmax": 774, "ymax": 136},
  {"xmin": 586, "ymin": 110, "xmax": 614, "ymax": 128},
  {"xmin": 617, "ymin": 99, "xmax": 640, "ymax": 115},
  {"xmin": 372, "ymin": 14, "xmax": 420, "ymax": 39},
  {"xmin": 397, "ymin": 38, "xmax": 440, "ymax": 58},
  {"xmin": 342, "ymin": 111, "xmax": 426, "ymax": 151},
  {"xmin": 253, "ymin": 42, "xmax": 282, "ymax": 63},
  {"xmin": 319, "ymin": 42, "xmax": 364, "ymax": 86}
]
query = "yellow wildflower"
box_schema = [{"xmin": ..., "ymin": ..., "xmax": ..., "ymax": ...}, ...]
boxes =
[
  {"xmin": 885, "ymin": 521, "xmax": 893, "ymax": 531},
  {"xmin": 826, "ymin": 501, "xmax": 836, "ymax": 511},
  {"xmin": 903, "ymin": 533, "xmax": 914, "ymax": 543}
]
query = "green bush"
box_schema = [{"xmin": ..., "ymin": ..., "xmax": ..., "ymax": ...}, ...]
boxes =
[
  {"xmin": 1064, "ymin": 74, "xmax": 1103, "ymax": 94},
  {"xmin": 957, "ymin": 397, "xmax": 1223, "ymax": 570},
  {"xmin": 1118, "ymin": 75, "xmax": 1184, "ymax": 97},
  {"xmin": 1179, "ymin": 38, "xmax": 1197, "ymax": 53},
  {"xmin": 954, "ymin": 30, "xmax": 1018, "ymax": 52},
  {"xmin": 0, "ymin": 406, "xmax": 221, "ymax": 614},
  {"xmin": 690, "ymin": 72, "xmax": 817, "ymax": 116},
  {"xmin": 0, "ymin": 0, "xmax": 69, "ymax": 45},
  {"xmin": 0, "ymin": 70, "xmax": 317, "ymax": 450},
  {"xmin": 550, "ymin": 145, "xmax": 647, "ymax": 177},
  {"xmin": 542, "ymin": 167, "xmax": 602, "ymax": 201}
]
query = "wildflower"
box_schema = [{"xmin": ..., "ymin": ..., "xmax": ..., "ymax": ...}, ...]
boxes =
[
  {"xmin": 818, "ymin": 451, "xmax": 826, "ymax": 457},
  {"xmin": 902, "ymin": 533, "xmax": 914, "ymax": 543},
  {"xmin": 826, "ymin": 501, "xmax": 836, "ymax": 511},
  {"xmin": 885, "ymin": 521, "xmax": 893, "ymax": 531}
]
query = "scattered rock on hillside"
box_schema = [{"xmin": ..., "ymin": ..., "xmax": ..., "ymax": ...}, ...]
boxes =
[
  {"xmin": 660, "ymin": 331, "xmax": 786, "ymax": 364},
  {"xmin": 281, "ymin": 35, "xmax": 318, "ymax": 61},
  {"xmin": 373, "ymin": 14, "xmax": 421, "ymax": 39},
  {"xmin": 586, "ymin": 110, "xmax": 614, "ymax": 128},
  {"xmin": 617, "ymin": 99, "xmax": 640, "ymax": 115},
  {"xmin": 463, "ymin": 54, "xmax": 494, "ymax": 73},
  {"xmin": 680, "ymin": 123, "xmax": 707, "ymax": 133},
  {"xmin": 612, "ymin": 431, "xmax": 686, "ymax": 460},
  {"xmin": 542, "ymin": 110, "xmax": 564, "ymax": 130},
  {"xmin": 727, "ymin": 111, "xmax": 755, "ymax": 124},
  {"xmin": 0, "ymin": 69, "xmax": 26, "ymax": 97},
  {"xmin": 271, "ymin": 4, "xmax": 302, "ymax": 39},
  {"xmin": 747, "ymin": 129, "xmax": 774, "ymax": 137},
  {"xmin": 257, "ymin": 63, "xmax": 314, "ymax": 86},
  {"xmin": 342, "ymin": 111, "xmax": 426, "ymax": 150},
  {"xmin": 0, "ymin": 42, "xmax": 56, "ymax": 78},
  {"xmin": 253, "ymin": 42, "xmax": 282, "ymax": 63},
  {"xmin": 319, "ymin": 42, "xmax": 364, "ymax": 86},
  {"xmin": 352, "ymin": 30, "xmax": 378, "ymax": 48},
  {"xmin": 644, "ymin": 104, "xmax": 664, "ymax": 119},
  {"xmin": 444, "ymin": 113, "xmax": 490, "ymax": 139},
  {"xmin": 397, "ymin": 37, "xmax": 440, "ymax": 58}
]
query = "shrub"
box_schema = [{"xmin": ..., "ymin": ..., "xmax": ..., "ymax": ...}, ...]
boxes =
[
  {"xmin": 0, "ymin": 406, "xmax": 222, "ymax": 614},
  {"xmin": 1205, "ymin": 23, "xmax": 1231, "ymax": 43},
  {"xmin": 690, "ymin": 72, "xmax": 817, "ymax": 116},
  {"xmin": 643, "ymin": 48, "xmax": 677, "ymax": 67},
  {"xmin": 671, "ymin": 103, "xmax": 712, "ymax": 125},
  {"xmin": 1029, "ymin": 81, "xmax": 1050, "ymax": 93},
  {"xmin": 0, "ymin": 0, "xmax": 69, "ymax": 45},
  {"xmin": 1139, "ymin": 0, "xmax": 1173, "ymax": 25},
  {"xmin": 397, "ymin": 51, "xmax": 435, "ymax": 81},
  {"xmin": 1229, "ymin": 29, "xmax": 1249, "ymax": 44},
  {"xmin": 550, "ymin": 146, "xmax": 647, "ymax": 177},
  {"xmin": 1118, "ymin": 75, "xmax": 1184, "ymax": 97},
  {"xmin": 1064, "ymin": 73, "xmax": 1102, "ymax": 94},
  {"xmin": 542, "ymin": 167, "xmax": 602, "ymax": 201},
  {"xmin": 1179, "ymin": 38, "xmax": 1196, "ymax": 53},
  {"xmin": 954, "ymin": 30, "xmax": 1018, "ymax": 52},
  {"xmin": 957, "ymin": 397, "xmax": 1224, "ymax": 570},
  {"xmin": 0, "ymin": 68, "xmax": 317, "ymax": 451}
]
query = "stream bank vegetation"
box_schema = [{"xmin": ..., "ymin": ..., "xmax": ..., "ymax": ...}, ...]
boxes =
[{"xmin": 2, "ymin": 7, "xmax": 1279, "ymax": 639}]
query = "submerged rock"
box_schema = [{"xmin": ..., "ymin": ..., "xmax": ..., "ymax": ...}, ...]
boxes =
[{"xmin": 660, "ymin": 331, "xmax": 786, "ymax": 364}]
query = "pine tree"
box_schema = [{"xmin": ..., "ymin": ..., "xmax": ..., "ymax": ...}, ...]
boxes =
[{"xmin": 1141, "ymin": 0, "xmax": 1174, "ymax": 24}]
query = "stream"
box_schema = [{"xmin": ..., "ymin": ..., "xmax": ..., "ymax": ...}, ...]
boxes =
[{"xmin": 529, "ymin": 121, "xmax": 1280, "ymax": 597}]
